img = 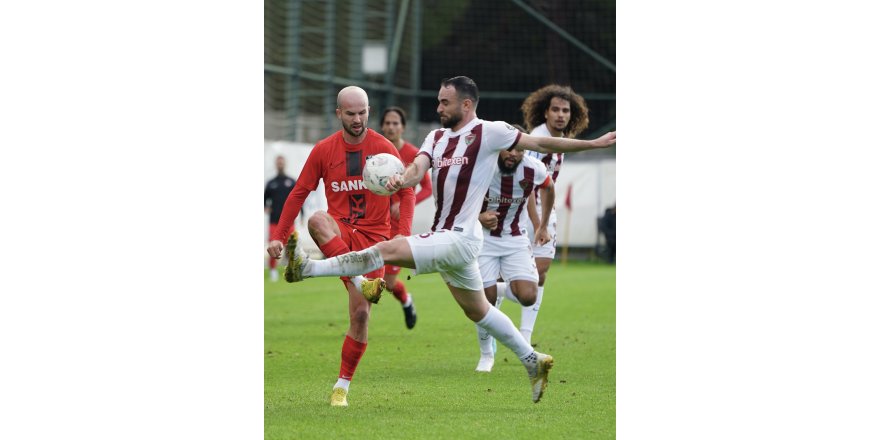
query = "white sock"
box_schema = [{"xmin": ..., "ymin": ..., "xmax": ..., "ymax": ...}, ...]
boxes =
[
  {"xmin": 520, "ymin": 285, "xmax": 543, "ymax": 345},
  {"xmin": 350, "ymin": 275, "xmax": 366, "ymax": 292},
  {"xmin": 333, "ymin": 378, "xmax": 351, "ymax": 391},
  {"xmin": 304, "ymin": 247, "xmax": 384, "ymax": 277},
  {"xmin": 488, "ymin": 283, "xmax": 505, "ymax": 308},
  {"xmin": 497, "ymin": 281, "xmax": 520, "ymax": 304},
  {"xmin": 520, "ymin": 351, "xmax": 539, "ymax": 375},
  {"xmin": 403, "ymin": 295, "xmax": 413, "ymax": 308},
  {"xmin": 475, "ymin": 306, "xmax": 533, "ymax": 360},
  {"xmin": 475, "ymin": 323, "xmax": 494, "ymax": 357}
]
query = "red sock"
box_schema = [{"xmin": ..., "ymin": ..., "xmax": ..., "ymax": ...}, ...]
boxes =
[
  {"xmin": 339, "ymin": 335, "xmax": 367, "ymax": 381},
  {"xmin": 391, "ymin": 280, "xmax": 409, "ymax": 304},
  {"xmin": 318, "ymin": 235, "xmax": 351, "ymax": 258},
  {"xmin": 318, "ymin": 236, "xmax": 355, "ymax": 284},
  {"xmin": 268, "ymin": 256, "xmax": 277, "ymax": 269}
]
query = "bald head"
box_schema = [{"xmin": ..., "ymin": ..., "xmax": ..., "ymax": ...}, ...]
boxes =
[
  {"xmin": 336, "ymin": 86, "xmax": 370, "ymax": 141},
  {"xmin": 337, "ymin": 86, "xmax": 369, "ymax": 109}
]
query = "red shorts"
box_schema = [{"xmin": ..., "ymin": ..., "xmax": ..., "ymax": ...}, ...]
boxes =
[{"xmin": 334, "ymin": 218, "xmax": 386, "ymax": 283}]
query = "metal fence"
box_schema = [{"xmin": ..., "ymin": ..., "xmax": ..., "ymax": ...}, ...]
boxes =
[{"xmin": 265, "ymin": 0, "xmax": 615, "ymax": 150}]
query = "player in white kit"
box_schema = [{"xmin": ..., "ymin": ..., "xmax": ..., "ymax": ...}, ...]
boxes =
[
  {"xmin": 473, "ymin": 128, "xmax": 557, "ymax": 372},
  {"xmin": 493, "ymin": 84, "xmax": 591, "ymax": 346},
  {"xmin": 283, "ymin": 77, "xmax": 615, "ymax": 403}
]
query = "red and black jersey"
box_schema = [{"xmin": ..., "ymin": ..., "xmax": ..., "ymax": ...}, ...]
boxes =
[
  {"xmin": 272, "ymin": 129, "xmax": 415, "ymax": 242},
  {"xmin": 389, "ymin": 141, "xmax": 432, "ymax": 236},
  {"xmin": 397, "ymin": 141, "xmax": 433, "ymax": 204}
]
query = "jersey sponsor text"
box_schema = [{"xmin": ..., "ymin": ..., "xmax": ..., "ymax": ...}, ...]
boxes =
[
  {"xmin": 434, "ymin": 156, "xmax": 470, "ymax": 169},
  {"xmin": 330, "ymin": 179, "xmax": 368, "ymax": 192}
]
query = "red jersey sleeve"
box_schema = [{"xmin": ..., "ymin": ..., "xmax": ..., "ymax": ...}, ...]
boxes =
[
  {"xmin": 271, "ymin": 145, "xmax": 324, "ymax": 242},
  {"xmin": 396, "ymin": 186, "xmax": 414, "ymax": 237},
  {"xmin": 398, "ymin": 142, "xmax": 432, "ymax": 206},
  {"xmin": 385, "ymin": 144, "xmax": 414, "ymax": 237},
  {"xmin": 415, "ymin": 171, "xmax": 432, "ymax": 204}
]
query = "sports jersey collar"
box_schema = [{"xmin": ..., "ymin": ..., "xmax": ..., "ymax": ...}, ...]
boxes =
[
  {"xmin": 341, "ymin": 128, "xmax": 372, "ymax": 151},
  {"xmin": 446, "ymin": 118, "xmax": 481, "ymax": 137}
]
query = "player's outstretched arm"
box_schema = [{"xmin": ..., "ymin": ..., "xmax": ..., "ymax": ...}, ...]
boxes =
[
  {"xmin": 386, "ymin": 154, "xmax": 430, "ymax": 192},
  {"xmin": 516, "ymin": 131, "xmax": 616, "ymax": 154}
]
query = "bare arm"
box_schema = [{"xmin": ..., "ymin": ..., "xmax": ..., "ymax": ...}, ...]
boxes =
[
  {"xmin": 538, "ymin": 180, "xmax": 555, "ymax": 230},
  {"xmin": 527, "ymin": 192, "xmax": 540, "ymax": 228},
  {"xmin": 515, "ymin": 131, "xmax": 616, "ymax": 154},
  {"xmin": 534, "ymin": 179, "xmax": 555, "ymax": 246}
]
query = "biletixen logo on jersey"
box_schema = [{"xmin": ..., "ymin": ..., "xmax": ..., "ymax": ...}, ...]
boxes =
[
  {"xmin": 485, "ymin": 195, "xmax": 527, "ymax": 205},
  {"xmin": 434, "ymin": 156, "xmax": 469, "ymax": 169}
]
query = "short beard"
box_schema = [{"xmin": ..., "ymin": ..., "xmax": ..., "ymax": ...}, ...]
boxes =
[
  {"xmin": 343, "ymin": 124, "xmax": 365, "ymax": 138},
  {"xmin": 441, "ymin": 112, "xmax": 462, "ymax": 129},
  {"xmin": 497, "ymin": 156, "xmax": 518, "ymax": 174}
]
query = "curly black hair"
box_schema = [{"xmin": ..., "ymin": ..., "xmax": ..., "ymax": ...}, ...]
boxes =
[{"xmin": 520, "ymin": 85, "xmax": 589, "ymax": 138}]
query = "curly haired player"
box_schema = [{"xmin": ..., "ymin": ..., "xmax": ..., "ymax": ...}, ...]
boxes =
[{"xmin": 492, "ymin": 84, "xmax": 590, "ymax": 346}]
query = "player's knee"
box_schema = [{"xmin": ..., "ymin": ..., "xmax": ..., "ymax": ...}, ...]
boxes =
[
  {"xmin": 307, "ymin": 211, "xmax": 331, "ymax": 231},
  {"xmin": 384, "ymin": 274, "xmax": 397, "ymax": 287},
  {"xmin": 463, "ymin": 309, "xmax": 485, "ymax": 322},
  {"xmin": 537, "ymin": 272, "xmax": 547, "ymax": 286},
  {"xmin": 515, "ymin": 284, "xmax": 537, "ymax": 306},
  {"xmin": 307, "ymin": 212, "xmax": 335, "ymax": 239},
  {"xmin": 375, "ymin": 239, "xmax": 402, "ymax": 260}
]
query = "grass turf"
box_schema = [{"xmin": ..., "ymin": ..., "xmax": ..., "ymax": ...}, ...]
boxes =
[{"xmin": 264, "ymin": 261, "xmax": 615, "ymax": 439}]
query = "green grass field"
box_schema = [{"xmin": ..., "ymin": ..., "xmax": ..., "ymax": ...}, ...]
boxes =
[{"xmin": 265, "ymin": 261, "xmax": 615, "ymax": 439}]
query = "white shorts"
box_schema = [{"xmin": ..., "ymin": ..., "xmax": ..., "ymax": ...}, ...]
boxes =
[
  {"xmin": 525, "ymin": 208, "xmax": 558, "ymax": 259},
  {"xmin": 406, "ymin": 230, "xmax": 484, "ymax": 291},
  {"xmin": 478, "ymin": 234, "xmax": 539, "ymax": 288}
]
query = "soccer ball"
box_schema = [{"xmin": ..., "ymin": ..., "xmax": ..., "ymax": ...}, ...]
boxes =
[{"xmin": 362, "ymin": 153, "xmax": 404, "ymax": 196}]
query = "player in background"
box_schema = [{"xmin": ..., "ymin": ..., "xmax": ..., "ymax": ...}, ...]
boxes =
[
  {"xmin": 493, "ymin": 84, "xmax": 590, "ymax": 347},
  {"xmin": 264, "ymin": 155, "xmax": 296, "ymax": 282},
  {"xmin": 379, "ymin": 107, "xmax": 433, "ymax": 329},
  {"xmin": 472, "ymin": 124, "xmax": 556, "ymax": 373},
  {"xmin": 266, "ymin": 86, "xmax": 415, "ymax": 407},
  {"xmin": 283, "ymin": 76, "xmax": 615, "ymax": 403}
]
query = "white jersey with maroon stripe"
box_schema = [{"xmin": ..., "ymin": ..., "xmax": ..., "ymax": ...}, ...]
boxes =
[
  {"xmin": 524, "ymin": 123, "xmax": 563, "ymax": 211},
  {"xmin": 417, "ymin": 118, "xmax": 522, "ymax": 240},
  {"xmin": 481, "ymin": 155, "xmax": 550, "ymax": 238}
]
